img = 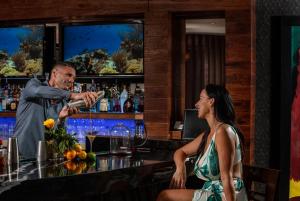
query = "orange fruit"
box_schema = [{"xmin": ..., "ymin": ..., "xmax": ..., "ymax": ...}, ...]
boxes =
[
  {"xmin": 64, "ymin": 150, "xmax": 68, "ymax": 158},
  {"xmin": 78, "ymin": 161, "xmax": 87, "ymax": 170},
  {"xmin": 74, "ymin": 166, "xmax": 82, "ymax": 174},
  {"xmin": 77, "ymin": 151, "xmax": 87, "ymax": 160},
  {"xmin": 74, "ymin": 144, "xmax": 82, "ymax": 152},
  {"xmin": 65, "ymin": 161, "xmax": 77, "ymax": 171},
  {"xmin": 66, "ymin": 150, "xmax": 77, "ymax": 161}
]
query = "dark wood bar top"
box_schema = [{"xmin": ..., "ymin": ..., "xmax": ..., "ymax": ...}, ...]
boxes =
[
  {"xmin": 0, "ymin": 151, "xmax": 174, "ymax": 201},
  {"xmin": 0, "ymin": 112, "xmax": 143, "ymax": 120}
]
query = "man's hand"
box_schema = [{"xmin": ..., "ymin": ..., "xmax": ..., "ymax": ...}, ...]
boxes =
[
  {"xmin": 70, "ymin": 92, "xmax": 98, "ymax": 108},
  {"xmin": 59, "ymin": 106, "xmax": 78, "ymax": 120}
]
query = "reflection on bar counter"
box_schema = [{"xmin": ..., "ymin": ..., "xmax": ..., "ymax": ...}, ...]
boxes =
[
  {"xmin": 0, "ymin": 117, "xmax": 15, "ymax": 140},
  {"xmin": 0, "ymin": 117, "xmax": 143, "ymax": 144}
]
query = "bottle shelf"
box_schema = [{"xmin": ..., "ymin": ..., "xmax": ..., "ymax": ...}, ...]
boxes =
[{"xmin": 0, "ymin": 111, "xmax": 143, "ymax": 120}]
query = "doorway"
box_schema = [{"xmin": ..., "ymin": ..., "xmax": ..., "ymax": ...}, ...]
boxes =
[{"xmin": 171, "ymin": 12, "xmax": 226, "ymax": 127}]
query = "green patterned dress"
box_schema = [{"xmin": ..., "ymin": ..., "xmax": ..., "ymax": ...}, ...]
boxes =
[{"xmin": 192, "ymin": 125, "xmax": 248, "ymax": 201}]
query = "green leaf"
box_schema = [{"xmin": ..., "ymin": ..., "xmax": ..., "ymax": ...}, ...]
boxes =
[
  {"xmin": 200, "ymin": 164, "xmax": 209, "ymax": 177},
  {"xmin": 209, "ymin": 141, "xmax": 219, "ymax": 176},
  {"xmin": 45, "ymin": 127, "xmax": 78, "ymax": 155}
]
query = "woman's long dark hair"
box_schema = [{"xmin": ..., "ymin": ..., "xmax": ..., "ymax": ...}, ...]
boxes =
[{"xmin": 197, "ymin": 84, "xmax": 245, "ymax": 160}]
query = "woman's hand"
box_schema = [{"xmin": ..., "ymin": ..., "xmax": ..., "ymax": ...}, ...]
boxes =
[
  {"xmin": 169, "ymin": 133, "xmax": 204, "ymax": 190},
  {"xmin": 169, "ymin": 166, "xmax": 187, "ymax": 189}
]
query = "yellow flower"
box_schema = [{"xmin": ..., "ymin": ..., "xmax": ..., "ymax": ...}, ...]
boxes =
[{"xmin": 44, "ymin": 119, "xmax": 55, "ymax": 129}]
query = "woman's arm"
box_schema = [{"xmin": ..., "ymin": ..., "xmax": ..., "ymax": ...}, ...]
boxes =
[
  {"xmin": 215, "ymin": 127, "xmax": 236, "ymax": 201},
  {"xmin": 170, "ymin": 133, "xmax": 204, "ymax": 189}
]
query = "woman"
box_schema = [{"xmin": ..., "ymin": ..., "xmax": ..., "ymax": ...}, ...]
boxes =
[{"xmin": 157, "ymin": 84, "xmax": 248, "ymax": 201}]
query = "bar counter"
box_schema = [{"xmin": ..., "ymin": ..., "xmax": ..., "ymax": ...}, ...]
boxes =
[{"xmin": 0, "ymin": 150, "xmax": 175, "ymax": 201}]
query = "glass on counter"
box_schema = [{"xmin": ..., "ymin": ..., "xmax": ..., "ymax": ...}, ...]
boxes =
[
  {"xmin": 0, "ymin": 148, "xmax": 7, "ymax": 175},
  {"xmin": 109, "ymin": 123, "xmax": 131, "ymax": 155}
]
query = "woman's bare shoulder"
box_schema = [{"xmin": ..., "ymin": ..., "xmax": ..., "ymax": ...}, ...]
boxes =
[{"xmin": 215, "ymin": 124, "xmax": 236, "ymax": 145}]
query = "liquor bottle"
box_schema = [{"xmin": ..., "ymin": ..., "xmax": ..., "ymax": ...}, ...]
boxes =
[
  {"xmin": 105, "ymin": 86, "xmax": 112, "ymax": 112},
  {"xmin": 10, "ymin": 97, "xmax": 17, "ymax": 111},
  {"xmin": 120, "ymin": 85, "xmax": 128, "ymax": 113},
  {"xmin": 0, "ymin": 97, "xmax": 2, "ymax": 112},
  {"xmin": 6, "ymin": 93, "xmax": 13, "ymax": 111},
  {"xmin": 113, "ymin": 98, "xmax": 121, "ymax": 112},
  {"xmin": 81, "ymin": 83, "xmax": 87, "ymax": 92},
  {"xmin": 133, "ymin": 85, "xmax": 141, "ymax": 112},
  {"xmin": 138, "ymin": 94, "xmax": 144, "ymax": 112},
  {"xmin": 2, "ymin": 87, "xmax": 9, "ymax": 111},
  {"xmin": 90, "ymin": 79, "xmax": 96, "ymax": 92},
  {"xmin": 89, "ymin": 80, "xmax": 97, "ymax": 113},
  {"xmin": 99, "ymin": 98, "xmax": 108, "ymax": 112},
  {"xmin": 78, "ymin": 83, "xmax": 89, "ymax": 112},
  {"xmin": 3, "ymin": 79, "xmax": 10, "ymax": 96},
  {"xmin": 73, "ymin": 82, "xmax": 82, "ymax": 93},
  {"xmin": 95, "ymin": 83, "xmax": 101, "ymax": 112},
  {"xmin": 0, "ymin": 84, "xmax": 3, "ymax": 112},
  {"xmin": 110, "ymin": 84, "xmax": 119, "ymax": 112},
  {"xmin": 11, "ymin": 84, "xmax": 20, "ymax": 110},
  {"xmin": 123, "ymin": 93, "xmax": 134, "ymax": 113},
  {"xmin": 1, "ymin": 93, "xmax": 7, "ymax": 111}
]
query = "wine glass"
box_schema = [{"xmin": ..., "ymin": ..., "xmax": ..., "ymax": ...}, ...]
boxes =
[
  {"xmin": 87, "ymin": 132, "xmax": 97, "ymax": 152},
  {"xmin": 86, "ymin": 118, "xmax": 98, "ymax": 152},
  {"xmin": 134, "ymin": 120, "xmax": 147, "ymax": 147}
]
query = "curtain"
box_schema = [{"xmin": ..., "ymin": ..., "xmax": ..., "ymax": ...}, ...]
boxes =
[{"xmin": 185, "ymin": 34, "xmax": 225, "ymax": 109}]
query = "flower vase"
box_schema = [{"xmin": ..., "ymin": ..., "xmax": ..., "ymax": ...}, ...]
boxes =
[{"xmin": 46, "ymin": 140, "xmax": 63, "ymax": 160}]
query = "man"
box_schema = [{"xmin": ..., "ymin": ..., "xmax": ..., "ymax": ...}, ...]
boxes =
[{"xmin": 14, "ymin": 62, "xmax": 98, "ymax": 159}]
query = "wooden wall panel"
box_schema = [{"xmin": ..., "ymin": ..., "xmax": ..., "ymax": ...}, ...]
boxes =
[
  {"xmin": 225, "ymin": 9, "xmax": 253, "ymax": 164},
  {"xmin": 145, "ymin": 86, "xmax": 170, "ymax": 99},
  {"xmin": 0, "ymin": 0, "xmax": 254, "ymax": 162},
  {"xmin": 144, "ymin": 11, "xmax": 172, "ymax": 137},
  {"xmin": 250, "ymin": 0, "xmax": 256, "ymax": 164},
  {"xmin": 146, "ymin": 74, "xmax": 171, "ymax": 85},
  {"xmin": 232, "ymin": 100, "xmax": 251, "ymax": 112},
  {"xmin": 226, "ymin": 64, "xmax": 252, "ymax": 85},
  {"xmin": 226, "ymin": 85, "xmax": 251, "ymax": 101},
  {"xmin": 144, "ymin": 98, "xmax": 169, "ymax": 110}
]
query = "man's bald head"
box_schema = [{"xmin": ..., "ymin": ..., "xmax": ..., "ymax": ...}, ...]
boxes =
[{"xmin": 51, "ymin": 62, "xmax": 75, "ymax": 74}]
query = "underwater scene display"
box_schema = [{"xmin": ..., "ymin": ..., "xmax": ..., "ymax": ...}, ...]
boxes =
[
  {"xmin": 63, "ymin": 23, "xmax": 143, "ymax": 75},
  {"xmin": 0, "ymin": 25, "xmax": 44, "ymax": 76}
]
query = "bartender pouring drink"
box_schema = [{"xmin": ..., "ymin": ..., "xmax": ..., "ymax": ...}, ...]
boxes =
[{"xmin": 13, "ymin": 62, "xmax": 98, "ymax": 160}]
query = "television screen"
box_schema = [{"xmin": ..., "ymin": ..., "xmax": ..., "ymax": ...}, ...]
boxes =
[
  {"xmin": 63, "ymin": 23, "xmax": 144, "ymax": 75},
  {"xmin": 182, "ymin": 109, "xmax": 209, "ymax": 139},
  {"xmin": 0, "ymin": 25, "xmax": 44, "ymax": 76}
]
